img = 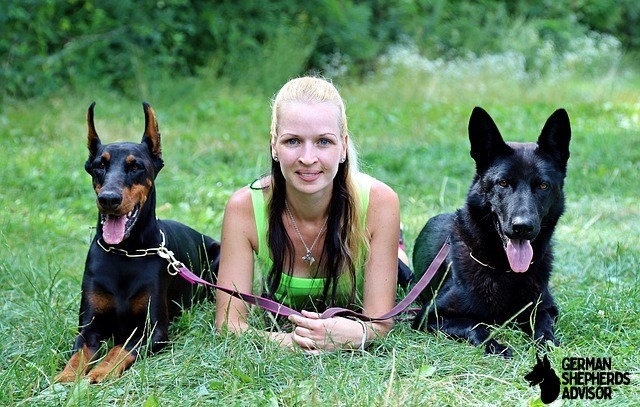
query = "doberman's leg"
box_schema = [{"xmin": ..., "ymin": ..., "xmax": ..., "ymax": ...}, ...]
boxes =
[
  {"xmin": 87, "ymin": 345, "xmax": 137, "ymax": 383},
  {"xmin": 54, "ymin": 344, "xmax": 97, "ymax": 383}
]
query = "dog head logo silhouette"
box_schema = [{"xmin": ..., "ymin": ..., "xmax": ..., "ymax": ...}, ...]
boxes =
[{"xmin": 524, "ymin": 354, "xmax": 561, "ymax": 404}]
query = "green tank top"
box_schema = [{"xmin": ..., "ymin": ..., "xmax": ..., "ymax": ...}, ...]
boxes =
[{"xmin": 250, "ymin": 173, "xmax": 374, "ymax": 309}]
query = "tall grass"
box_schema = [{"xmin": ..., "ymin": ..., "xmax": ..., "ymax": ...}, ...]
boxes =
[{"xmin": 1, "ymin": 40, "xmax": 638, "ymax": 405}]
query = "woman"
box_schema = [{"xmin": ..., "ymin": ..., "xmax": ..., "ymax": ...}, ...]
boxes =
[{"xmin": 215, "ymin": 76, "xmax": 407, "ymax": 352}]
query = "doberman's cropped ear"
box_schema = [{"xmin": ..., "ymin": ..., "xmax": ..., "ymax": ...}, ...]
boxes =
[
  {"xmin": 468, "ymin": 106, "xmax": 512, "ymax": 174},
  {"xmin": 87, "ymin": 102, "xmax": 101, "ymax": 159},
  {"xmin": 537, "ymin": 108, "xmax": 571, "ymax": 172},
  {"xmin": 141, "ymin": 102, "xmax": 164, "ymax": 172}
]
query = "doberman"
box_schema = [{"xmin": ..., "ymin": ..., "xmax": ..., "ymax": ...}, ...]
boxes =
[{"xmin": 55, "ymin": 102, "xmax": 220, "ymax": 383}]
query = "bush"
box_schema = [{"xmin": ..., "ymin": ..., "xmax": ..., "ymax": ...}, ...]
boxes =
[{"xmin": 1, "ymin": 0, "xmax": 638, "ymax": 100}]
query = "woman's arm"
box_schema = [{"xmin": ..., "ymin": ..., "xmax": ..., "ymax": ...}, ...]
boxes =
[
  {"xmin": 360, "ymin": 179, "xmax": 400, "ymax": 335},
  {"xmin": 215, "ymin": 186, "xmax": 299, "ymax": 348},
  {"xmin": 215, "ymin": 187, "xmax": 258, "ymax": 333},
  {"xmin": 288, "ymin": 179, "xmax": 400, "ymax": 351}
]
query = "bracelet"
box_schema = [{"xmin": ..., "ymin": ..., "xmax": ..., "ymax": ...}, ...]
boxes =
[{"xmin": 355, "ymin": 319, "xmax": 367, "ymax": 351}]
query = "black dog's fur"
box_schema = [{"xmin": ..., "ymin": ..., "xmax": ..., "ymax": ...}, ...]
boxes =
[
  {"xmin": 56, "ymin": 102, "xmax": 220, "ymax": 383},
  {"xmin": 412, "ymin": 107, "xmax": 571, "ymax": 357},
  {"xmin": 524, "ymin": 353, "xmax": 561, "ymax": 404}
]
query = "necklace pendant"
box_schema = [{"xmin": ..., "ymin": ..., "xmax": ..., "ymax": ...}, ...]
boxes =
[{"xmin": 302, "ymin": 251, "xmax": 315, "ymax": 266}]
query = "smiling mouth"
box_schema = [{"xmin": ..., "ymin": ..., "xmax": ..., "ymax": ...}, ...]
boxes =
[
  {"xmin": 100, "ymin": 204, "xmax": 140, "ymax": 245},
  {"xmin": 296, "ymin": 171, "xmax": 321, "ymax": 181}
]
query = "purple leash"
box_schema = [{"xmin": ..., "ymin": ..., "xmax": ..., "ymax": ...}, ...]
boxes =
[{"xmin": 178, "ymin": 240, "xmax": 450, "ymax": 321}]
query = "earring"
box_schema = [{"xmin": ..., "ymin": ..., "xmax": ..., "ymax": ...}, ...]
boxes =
[
  {"xmin": 340, "ymin": 157, "xmax": 346, "ymax": 163},
  {"xmin": 273, "ymin": 155, "xmax": 279, "ymax": 162}
]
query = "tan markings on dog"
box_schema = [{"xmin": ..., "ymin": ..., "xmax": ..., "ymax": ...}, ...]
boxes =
[
  {"xmin": 125, "ymin": 155, "xmax": 136, "ymax": 165},
  {"xmin": 88, "ymin": 290, "xmax": 115, "ymax": 313},
  {"xmin": 87, "ymin": 345, "xmax": 136, "ymax": 383},
  {"xmin": 102, "ymin": 151, "xmax": 111, "ymax": 161},
  {"xmin": 130, "ymin": 291, "xmax": 151, "ymax": 315},
  {"xmin": 54, "ymin": 344, "xmax": 96, "ymax": 383},
  {"xmin": 119, "ymin": 183, "xmax": 150, "ymax": 215}
]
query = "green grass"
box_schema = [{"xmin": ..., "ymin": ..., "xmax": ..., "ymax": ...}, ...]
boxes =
[{"xmin": 1, "ymin": 62, "xmax": 638, "ymax": 406}]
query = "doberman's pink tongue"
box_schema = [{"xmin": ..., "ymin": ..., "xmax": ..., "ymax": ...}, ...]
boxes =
[
  {"xmin": 506, "ymin": 239, "xmax": 533, "ymax": 273},
  {"xmin": 103, "ymin": 215, "xmax": 126, "ymax": 245}
]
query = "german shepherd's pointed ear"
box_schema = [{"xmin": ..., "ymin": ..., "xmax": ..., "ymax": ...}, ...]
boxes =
[
  {"xmin": 537, "ymin": 108, "xmax": 571, "ymax": 172},
  {"xmin": 87, "ymin": 102, "xmax": 101, "ymax": 159},
  {"xmin": 141, "ymin": 102, "xmax": 164, "ymax": 173},
  {"xmin": 468, "ymin": 106, "xmax": 512, "ymax": 173}
]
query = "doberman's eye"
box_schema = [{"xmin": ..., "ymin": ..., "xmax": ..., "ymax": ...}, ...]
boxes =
[
  {"xmin": 538, "ymin": 182, "xmax": 549, "ymax": 190},
  {"xmin": 129, "ymin": 163, "xmax": 144, "ymax": 172},
  {"xmin": 498, "ymin": 180, "xmax": 509, "ymax": 188}
]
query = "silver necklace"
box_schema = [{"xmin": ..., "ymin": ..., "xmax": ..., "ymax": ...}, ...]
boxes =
[{"xmin": 284, "ymin": 201, "xmax": 328, "ymax": 266}]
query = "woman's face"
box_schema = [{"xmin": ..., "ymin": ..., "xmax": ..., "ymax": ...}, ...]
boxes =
[{"xmin": 272, "ymin": 101, "xmax": 347, "ymax": 197}]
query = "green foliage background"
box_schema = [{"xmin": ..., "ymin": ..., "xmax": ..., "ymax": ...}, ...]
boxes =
[{"xmin": 2, "ymin": 0, "xmax": 640, "ymax": 98}]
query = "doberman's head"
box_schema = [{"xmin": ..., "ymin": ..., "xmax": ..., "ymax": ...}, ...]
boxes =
[{"xmin": 84, "ymin": 102, "xmax": 164, "ymax": 245}]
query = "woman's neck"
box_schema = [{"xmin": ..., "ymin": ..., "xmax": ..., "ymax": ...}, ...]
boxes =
[{"xmin": 284, "ymin": 188, "xmax": 332, "ymax": 222}]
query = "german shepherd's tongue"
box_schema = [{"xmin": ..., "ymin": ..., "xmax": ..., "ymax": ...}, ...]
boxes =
[
  {"xmin": 506, "ymin": 239, "xmax": 533, "ymax": 273},
  {"xmin": 103, "ymin": 215, "xmax": 126, "ymax": 245}
]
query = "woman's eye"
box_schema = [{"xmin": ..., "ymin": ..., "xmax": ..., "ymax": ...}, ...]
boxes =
[
  {"xmin": 318, "ymin": 139, "xmax": 330, "ymax": 146},
  {"xmin": 285, "ymin": 138, "xmax": 299, "ymax": 145}
]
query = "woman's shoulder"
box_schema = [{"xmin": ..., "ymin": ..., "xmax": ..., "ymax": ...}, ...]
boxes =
[
  {"xmin": 227, "ymin": 177, "xmax": 272, "ymax": 210},
  {"xmin": 356, "ymin": 172, "xmax": 398, "ymax": 204}
]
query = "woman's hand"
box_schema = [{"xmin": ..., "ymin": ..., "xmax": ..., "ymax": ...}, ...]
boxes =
[{"xmin": 288, "ymin": 310, "xmax": 367, "ymax": 353}]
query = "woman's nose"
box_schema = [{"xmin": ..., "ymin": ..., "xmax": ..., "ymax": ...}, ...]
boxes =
[{"xmin": 298, "ymin": 142, "xmax": 318, "ymax": 164}]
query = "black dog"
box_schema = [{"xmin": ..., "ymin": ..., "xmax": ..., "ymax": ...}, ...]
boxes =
[
  {"xmin": 412, "ymin": 107, "xmax": 571, "ymax": 357},
  {"xmin": 524, "ymin": 353, "xmax": 561, "ymax": 404},
  {"xmin": 56, "ymin": 102, "xmax": 220, "ymax": 383}
]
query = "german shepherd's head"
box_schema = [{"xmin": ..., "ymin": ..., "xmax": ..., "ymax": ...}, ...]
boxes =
[{"xmin": 467, "ymin": 107, "xmax": 571, "ymax": 272}]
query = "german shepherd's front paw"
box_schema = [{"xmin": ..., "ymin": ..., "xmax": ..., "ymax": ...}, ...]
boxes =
[{"xmin": 484, "ymin": 339, "xmax": 513, "ymax": 358}]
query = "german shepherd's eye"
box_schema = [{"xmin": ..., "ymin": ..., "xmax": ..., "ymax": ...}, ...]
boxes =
[
  {"xmin": 498, "ymin": 180, "xmax": 509, "ymax": 188},
  {"xmin": 538, "ymin": 182, "xmax": 549, "ymax": 190}
]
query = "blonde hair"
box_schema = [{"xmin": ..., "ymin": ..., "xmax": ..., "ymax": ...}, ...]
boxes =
[{"xmin": 266, "ymin": 76, "xmax": 368, "ymax": 307}]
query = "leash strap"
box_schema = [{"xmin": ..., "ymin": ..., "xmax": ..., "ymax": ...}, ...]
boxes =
[{"xmin": 178, "ymin": 240, "xmax": 450, "ymax": 322}]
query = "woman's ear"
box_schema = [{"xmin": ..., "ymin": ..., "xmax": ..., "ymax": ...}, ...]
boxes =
[{"xmin": 342, "ymin": 133, "xmax": 349, "ymax": 159}]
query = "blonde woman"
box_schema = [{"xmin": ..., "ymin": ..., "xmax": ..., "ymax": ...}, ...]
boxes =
[{"xmin": 215, "ymin": 77, "xmax": 410, "ymax": 352}]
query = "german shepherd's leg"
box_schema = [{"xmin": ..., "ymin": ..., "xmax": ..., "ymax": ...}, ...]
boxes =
[
  {"xmin": 427, "ymin": 314, "xmax": 513, "ymax": 358},
  {"xmin": 533, "ymin": 308, "xmax": 559, "ymax": 347},
  {"xmin": 532, "ymin": 292, "xmax": 559, "ymax": 348}
]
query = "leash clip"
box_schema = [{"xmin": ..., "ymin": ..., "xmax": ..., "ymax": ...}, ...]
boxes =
[{"xmin": 157, "ymin": 246, "xmax": 186, "ymax": 276}]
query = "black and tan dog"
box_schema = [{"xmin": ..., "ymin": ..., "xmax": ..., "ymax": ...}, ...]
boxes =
[
  {"xmin": 56, "ymin": 102, "xmax": 219, "ymax": 383},
  {"xmin": 412, "ymin": 107, "xmax": 571, "ymax": 357}
]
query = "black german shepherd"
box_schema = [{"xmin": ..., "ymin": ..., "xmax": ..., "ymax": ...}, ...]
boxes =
[{"xmin": 412, "ymin": 107, "xmax": 571, "ymax": 357}]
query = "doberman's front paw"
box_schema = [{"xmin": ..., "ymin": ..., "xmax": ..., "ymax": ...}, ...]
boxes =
[{"xmin": 54, "ymin": 368, "xmax": 82, "ymax": 383}]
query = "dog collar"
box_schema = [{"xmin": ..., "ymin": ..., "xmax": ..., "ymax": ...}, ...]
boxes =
[{"xmin": 96, "ymin": 229, "xmax": 186, "ymax": 276}]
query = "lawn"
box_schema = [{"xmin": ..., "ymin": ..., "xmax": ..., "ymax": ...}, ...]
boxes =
[{"xmin": 1, "ymin": 61, "xmax": 638, "ymax": 405}]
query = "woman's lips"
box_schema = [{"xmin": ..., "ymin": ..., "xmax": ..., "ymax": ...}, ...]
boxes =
[{"xmin": 296, "ymin": 171, "xmax": 321, "ymax": 182}]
